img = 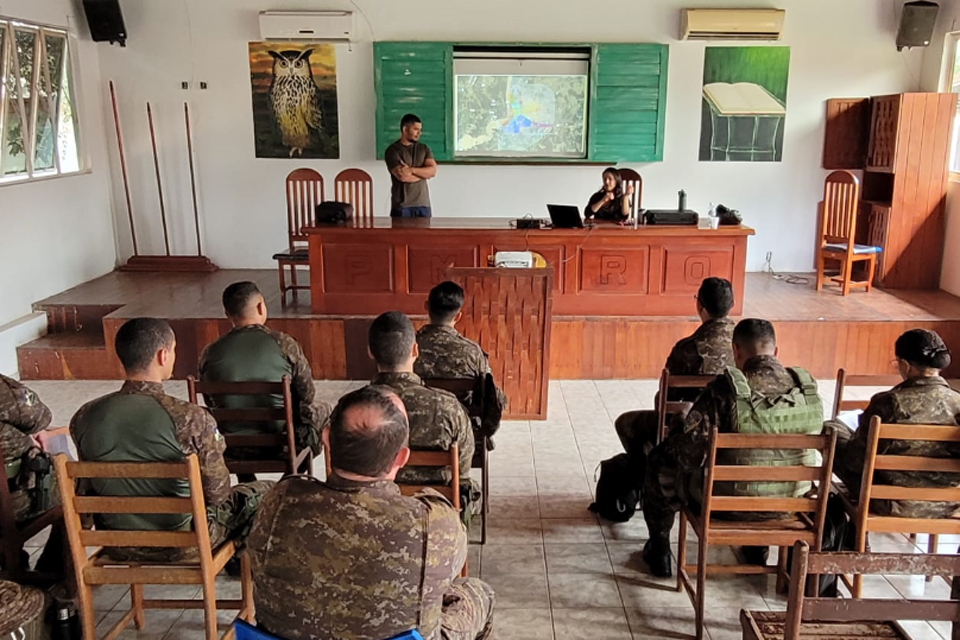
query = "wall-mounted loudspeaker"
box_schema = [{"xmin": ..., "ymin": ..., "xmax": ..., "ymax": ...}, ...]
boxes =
[
  {"xmin": 896, "ymin": 1, "xmax": 939, "ymax": 51},
  {"xmin": 81, "ymin": 0, "xmax": 127, "ymax": 47}
]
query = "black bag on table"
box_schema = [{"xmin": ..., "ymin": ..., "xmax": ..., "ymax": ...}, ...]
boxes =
[
  {"xmin": 315, "ymin": 201, "xmax": 354, "ymax": 224},
  {"xmin": 589, "ymin": 453, "xmax": 642, "ymax": 522}
]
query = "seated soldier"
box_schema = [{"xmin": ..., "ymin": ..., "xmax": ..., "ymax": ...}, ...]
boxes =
[
  {"xmin": 641, "ymin": 319, "xmax": 823, "ymax": 577},
  {"xmin": 615, "ymin": 277, "xmax": 736, "ymax": 456},
  {"xmin": 829, "ymin": 329, "xmax": 960, "ymax": 518},
  {"xmin": 1, "ymin": 374, "xmax": 64, "ymax": 576},
  {"xmin": 247, "ymin": 385, "xmax": 495, "ymax": 640},
  {"xmin": 199, "ymin": 282, "xmax": 332, "ymax": 476},
  {"xmin": 414, "ymin": 280, "xmax": 507, "ymax": 443},
  {"xmin": 368, "ymin": 311, "xmax": 477, "ymax": 510},
  {"xmin": 70, "ymin": 318, "xmax": 273, "ymax": 563}
]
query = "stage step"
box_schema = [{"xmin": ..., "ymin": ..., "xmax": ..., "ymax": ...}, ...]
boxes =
[
  {"xmin": 17, "ymin": 332, "xmax": 120, "ymax": 381},
  {"xmin": 33, "ymin": 303, "xmax": 122, "ymax": 337}
]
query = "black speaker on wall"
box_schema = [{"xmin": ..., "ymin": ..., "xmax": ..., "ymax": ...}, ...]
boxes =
[
  {"xmin": 896, "ymin": 1, "xmax": 939, "ymax": 51},
  {"xmin": 81, "ymin": 0, "xmax": 127, "ymax": 47}
]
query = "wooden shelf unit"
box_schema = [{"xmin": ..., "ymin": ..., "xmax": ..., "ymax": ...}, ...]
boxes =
[{"xmin": 822, "ymin": 93, "xmax": 957, "ymax": 289}]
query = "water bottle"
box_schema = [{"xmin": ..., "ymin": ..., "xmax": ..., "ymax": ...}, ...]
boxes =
[
  {"xmin": 52, "ymin": 602, "xmax": 80, "ymax": 640},
  {"xmin": 678, "ymin": 190, "xmax": 687, "ymax": 212}
]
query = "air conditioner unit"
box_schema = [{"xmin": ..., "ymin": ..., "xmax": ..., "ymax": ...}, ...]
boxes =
[
  {"xmin": 259, "ymin": 11, "xmax": 354, "ymax": 42},
  {"xmin": 681, "ymin": 8, "xmax": 785, "ymax": 41}
]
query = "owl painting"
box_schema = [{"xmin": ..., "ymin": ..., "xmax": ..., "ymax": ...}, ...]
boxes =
[
  {"xmin": 268, "ymin": 49, "xmax": 323, "ymax": 157},
  {"xmin": 249, "ymin": 42, "xmax": 339, "ymax": 159}
]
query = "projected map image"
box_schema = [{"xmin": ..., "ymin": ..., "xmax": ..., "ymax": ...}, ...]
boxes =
[{"xmin": 455, "ymin": 75, "xmax": 588, "ymax": 157}]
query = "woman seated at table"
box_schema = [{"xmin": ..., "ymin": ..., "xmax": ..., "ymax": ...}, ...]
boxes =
[
  {"xmin": 830, "ymin": 328, "xmax": 960, "ymax": 517},
  {"xmin": 585, "ymin": 167, "xmax": 634, "ymax": 222}
]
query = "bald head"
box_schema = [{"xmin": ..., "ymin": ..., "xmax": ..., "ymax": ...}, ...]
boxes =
[{"xmin": 327, "ymin": 385, "xmax": 409, "ymax": 478}]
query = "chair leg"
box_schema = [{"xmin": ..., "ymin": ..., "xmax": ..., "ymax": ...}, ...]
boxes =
[
  {"xmin": 776, "ymin": 546, "xmax": 789, "ymax": 594},
  {"xmin": 694, "ymin": 533, "xmax": 708, "ymax": 640},
  {"xmin": 202, "ymin": 569, "xmax": 219, "ymax": 640},
  {"xmin": 78, "ymin": 581, "xmax": 97, "ymax": 640},
  {"xmin": 676, "ymin": 513, "xmax": 687, "ymax": 593},
  {"xmin": 290, "ymin": 265, "xmax": 299, "ymax": 304},
  {"xmin": 131, "ymin": 583, "xmax": 146, "ymax": 629},
  {"xmin": 841, "ymin": 259, "xmax": 852, "ymax": 296},
  {"xmin": 277, "ymin": 263, "xmax": 288, "ymax": 307},
  {"xmin": 927, "ymin": 534, "xmax": 939, "ymax": 583},
  {"xmin": 866, "ymin": 255, "xmax": 876, "ymax": 292},
  {"xmin": 815, "ymin": 254, "xmax": 825, "ymax": 291},
  {"xmin": 481, "ymin": 450, "xmax": 489, "ymax": 545}
]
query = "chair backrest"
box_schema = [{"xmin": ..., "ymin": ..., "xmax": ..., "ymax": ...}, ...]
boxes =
[
  {"xmin": 780, "ymin": 540, "xmax": 960, "ymax": 640},
  {"xmin": 54, "ymin": 453, "xmax": 212, "ymax": 568},
  {"xmin": 702, "ymin": 428, "xmax": 837, "ymax": 548},
  {"xmin": 396, "ymin": 444, "xmax": 460, "ymax": 511},
  {"xmin": 422, "ymin": 377, "xmax": 483, "ymax": 421},
  {"xmin": 857, "ymin": 416, "xmax": 960, "ymax": 536},
  {"xmin": 334, "ymin": 168, "xmax": 374, "ymax": 221},
  {"xmin": 618, "ymin": 168, "xmax": 643, "ymax": 219},
  {"xmin": 820, "ymin": 170, "xmax": 860, "ymax": 248},
  {"xmin": 832, "ymin": 368, "xmax": 901, "ymax": 419},
  {"xmin": 656, "ymin": 368, "xmax": 714, "ymax": 442},
  {"xmin": 285, "ymin": 168, "xmax": 324, "ymax": 246},
  {"xmin": 0, "ymin": 438, "xmax": 18, "ymax": 544},
  {"xmin": 187, "ymin": 376, "xmax": 298, "ymax": 473}
]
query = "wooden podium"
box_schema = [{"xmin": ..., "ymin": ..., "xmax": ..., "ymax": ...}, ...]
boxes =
[{"xmin": 446, "ymin": 266, "xmax": 554, "ymax": 420}]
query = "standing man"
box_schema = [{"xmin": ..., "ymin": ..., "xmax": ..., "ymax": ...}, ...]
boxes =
[{"xmin": 385, "ymin": 114, "xmax": 437, "ymax": 218}]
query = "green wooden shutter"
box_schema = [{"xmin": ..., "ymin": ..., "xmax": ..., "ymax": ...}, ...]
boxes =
[
  {"xmin": 374, "ymin": 42, "xmax": 452, "ymax": 160},
  {"xmin": 588, "ymin": 44, "xmax": 668, "ymax": 163}
]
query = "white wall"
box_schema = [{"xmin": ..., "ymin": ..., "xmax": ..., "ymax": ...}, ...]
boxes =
[
  {"xmin": 0, "ymin": 0, "xmax": 116, "ymax": 372},
  {"xmin": 95, "ymin": 0, "xmax": 922, "ymax": 273}
]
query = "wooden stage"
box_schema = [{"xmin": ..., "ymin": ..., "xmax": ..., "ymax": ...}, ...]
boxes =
[{"xmin": 17, "ymin": 269, "xmax": 960, "ymax": 382}]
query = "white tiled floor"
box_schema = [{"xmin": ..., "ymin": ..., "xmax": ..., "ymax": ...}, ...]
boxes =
[{"xmin": 22, "ymin": 378, "xmax": 951, "ymax": 640}]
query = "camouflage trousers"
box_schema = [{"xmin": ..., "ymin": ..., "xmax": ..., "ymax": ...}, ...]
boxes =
[
  {"xmin": 441, "ymin": 577, "xmax": 495, "ymax": 640},
  {"xmin": 298, "ymin": 400, "xmax": 333, "ymax": 456},
  {"xmin": 104, "ymin": 480, "xmax": 275, "ymax": 563}
]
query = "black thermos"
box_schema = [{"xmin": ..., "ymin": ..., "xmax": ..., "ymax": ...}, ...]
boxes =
[{"xmin": 678, "ymin": 190, "xmax": 687, "ymax": 212}]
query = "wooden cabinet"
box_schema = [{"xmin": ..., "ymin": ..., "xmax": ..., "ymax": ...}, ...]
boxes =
[
  {"xmin": 824, "ymin": 92, "xmax": 956, "ymax": 289},
  {"xmin": 822, "ymin": 98, "xmax": 870, "ymax": 170}
]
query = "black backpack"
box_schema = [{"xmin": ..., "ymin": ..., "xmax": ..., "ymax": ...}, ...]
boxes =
[{"xmin": 588, "ymin": 453, "xmax": 641, "ymax": 522}]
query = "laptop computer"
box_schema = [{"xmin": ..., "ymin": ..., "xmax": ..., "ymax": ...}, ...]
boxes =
[{"xmin": 546, "ymin": 204, "xmax": 584, "ymax": 229}]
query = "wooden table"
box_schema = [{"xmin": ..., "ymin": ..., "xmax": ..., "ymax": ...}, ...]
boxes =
[{"xmin": 304, "ymin": 218, "xmax": 754, "ymax": 316}]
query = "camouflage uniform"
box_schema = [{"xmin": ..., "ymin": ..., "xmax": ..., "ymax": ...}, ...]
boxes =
[
  {"xmin": 642, "ymin": 355, "xmax": 820, "ymax": 538},
  {"xmin": 247, "ymin": 474, "xmax": 494, "ymax": 640},
  {"xmin": 829, "ymin": 376, "xmax": 960, "ymax": 518},
  {"xmin": 415, "ymin": 324, "xmax": 507, "ymax": 445},
  {"xmin": 70, "ymin": 380, "xmax": 273, "ymax": 562},
  {"xmin": 198, "ymin": 324, "xmax": 332, "ymax": 455},
  {"xmin": 615, "ymin": 318, "xmax": 735, "ymax": 455},
  {"xmin": 373, "ymin": 372, "xmax": 475, "ymax": 487},
  {"xmin": 0, "ymin": 375, "xmax": 53, "ymax": 521}
]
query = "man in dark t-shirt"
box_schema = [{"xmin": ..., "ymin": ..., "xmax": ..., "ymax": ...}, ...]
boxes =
[{"xmin": 384, "ymin": 113, "xmax": 437, "ymax": 218}]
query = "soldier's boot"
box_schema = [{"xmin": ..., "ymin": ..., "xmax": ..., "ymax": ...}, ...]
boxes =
[
  {"xmin": 642, "ymin": 535, "xmax": 673, "ymax": 578},
  {"xmin": 740, "ymin": 546, "xmax": 770, "ymax": 566}
]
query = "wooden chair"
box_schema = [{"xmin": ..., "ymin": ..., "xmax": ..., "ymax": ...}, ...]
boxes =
[
  {"xmin": 831, "ymin": 369, "xmax": 902, "ymax": 419},
  {"xmin": 741, "ymin": 540, "xmax": 960, "ymax": 640},
  {"xmin": 815, "ymin": 170, "xmax": 881, "ymax": 296},
  {"xmin": 54, "ymin": 454, "xmax": 254, "ymax": 640},
  {"xmin": 273, "ymin": 168, "xmax": 323, "ymax": 305},
  {"xmin": 334, "ymin": 168, "xmax": 374, "ymax": 222},
  {"xmin": 0, "ymin": 439, "xmax": 64, "ymax": 584},
  {"xmin": 187, "ymin": 376, "xmax": 312, "ymax": 477},
  {"xmin": 396, "ymin": 444, "xmax": 467, "ymax": 577},
  {"xmin": 677, "ymin": 428, "xmax": 837, "ymax": 640},
  {"xmin": 618, "ymin": 168, "xmax": 643, "ymax": 221},
  {"xmin": 656, "ymin": 369, "xmax": 715, "ymax": 442},
  {"xmin": 838, "ymin": 416, "xmax": 960, "ymax": 598},
  {"xmin": 423, "ymin": 377, "xmax": 490, "ymax": 545}
]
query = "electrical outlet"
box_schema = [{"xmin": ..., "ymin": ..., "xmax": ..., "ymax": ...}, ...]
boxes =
[
  {"xmin": 199, "ymin": 81, "xmax": 208, "ymax": 90},
  {"xmin": 181, "ymin": 81, "xmax": 189, "ymax": 90}
]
